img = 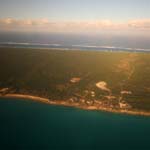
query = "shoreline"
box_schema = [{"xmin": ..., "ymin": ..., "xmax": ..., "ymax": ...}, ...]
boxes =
[
  {"xmin": 0, "ymin": 46, "xmax": 150, "ymax": 54},
  {"xmin": 1, "ymin": 93, "xmax": 150, "ymax": 117}
]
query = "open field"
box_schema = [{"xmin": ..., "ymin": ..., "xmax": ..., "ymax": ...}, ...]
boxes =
[{"xmin": 0, "ymin": 47, "xmax": 150, "ymax": 113}]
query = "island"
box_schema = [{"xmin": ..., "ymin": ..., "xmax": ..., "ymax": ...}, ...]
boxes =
[{"xmin": 0, "ymin": 47, "xmax": 150, "ymax": 116}]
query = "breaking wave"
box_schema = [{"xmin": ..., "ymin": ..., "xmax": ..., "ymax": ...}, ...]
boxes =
[{"xmin": 0, "ymin": 42, "xmax": 150, "ymax": 52}]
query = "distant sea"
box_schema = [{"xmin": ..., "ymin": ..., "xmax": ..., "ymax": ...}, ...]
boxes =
[
  {"xmin": 0, "ymin": 98, "xmax": 150, "ymax": 150},
  {"xmin": 0, "ymin": 32, "xmax": 150, "ymax": 52}
]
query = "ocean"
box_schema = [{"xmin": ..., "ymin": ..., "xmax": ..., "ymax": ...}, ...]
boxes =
[
  {"xmin": 0, "ymin": 32, "xmax": 150, "ymax": 52},
  {"xmin": 0, "ymin": 98, "xmax": 150, "ymax": 150}
]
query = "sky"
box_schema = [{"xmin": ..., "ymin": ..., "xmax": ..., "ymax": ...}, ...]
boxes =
[{"xmin": 0, "ymin": 0, "xmax": 150, "ymax": 33}]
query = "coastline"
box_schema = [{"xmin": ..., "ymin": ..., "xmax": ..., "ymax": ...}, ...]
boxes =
[
  {"xmin": 0, "ymin": 45, "xmax": 150, "ymax": 53},
  {"xmin": 1, "ymin": 93, "xmax": 150, "ymax": 117}
]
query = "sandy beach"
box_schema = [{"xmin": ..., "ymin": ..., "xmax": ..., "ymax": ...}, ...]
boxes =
[{"xmin": 0, "ymin": 93, "xmax": 150, "ymax": 117}]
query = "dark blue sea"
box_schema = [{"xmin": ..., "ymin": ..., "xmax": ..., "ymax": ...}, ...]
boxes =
[
  {"xmin": 0, "ymin": 98, "xmax": 150, "ymax": 150},
  {"xmin": 0, "ymin": 32, "xmax": 150, "ymax": 52}
]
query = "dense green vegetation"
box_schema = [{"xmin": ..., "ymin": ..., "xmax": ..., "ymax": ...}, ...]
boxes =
[{"xmin": 0, "ymin": 47, "xmax": 150, "ymax": 111}]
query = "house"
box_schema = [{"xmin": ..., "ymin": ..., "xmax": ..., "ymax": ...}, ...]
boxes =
[{"xmin": 119, "ymin": 101, "xmax": 131, "ymax": 109}]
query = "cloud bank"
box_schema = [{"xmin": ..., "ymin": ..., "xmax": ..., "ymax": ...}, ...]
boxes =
[
  {"xmin": 128, "ymin": 19, "xmax": 150, "ymax": 29},
  {"xmin": 0, "ymin": 18, "xmax": 150, "ymax": 32}
]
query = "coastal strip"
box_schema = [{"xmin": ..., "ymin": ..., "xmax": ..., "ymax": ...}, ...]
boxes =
[{"xmin": 1, "ymin": 93, "xmax": 150, "ymax": 117}]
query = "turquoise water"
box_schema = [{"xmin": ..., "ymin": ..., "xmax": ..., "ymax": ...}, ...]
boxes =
[{"xmin": 0, "ymin": 98, "xmax": 150, "ymax": 150}]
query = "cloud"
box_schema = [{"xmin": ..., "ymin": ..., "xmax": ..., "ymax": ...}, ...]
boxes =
[
  {"xmin": 0, "ymin": 18, "xmax": 150, "ymax": 32},
  {"xmin": 0, "ymin": 18, "xmax": 117, "ymax": 31},
  {"xmin": 0, "ymin": 18, "xmax": 50, "ymax": 26},
  {"xmin": 128, "ymin": 19, "xmax": 150, "ymax": 29}
]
